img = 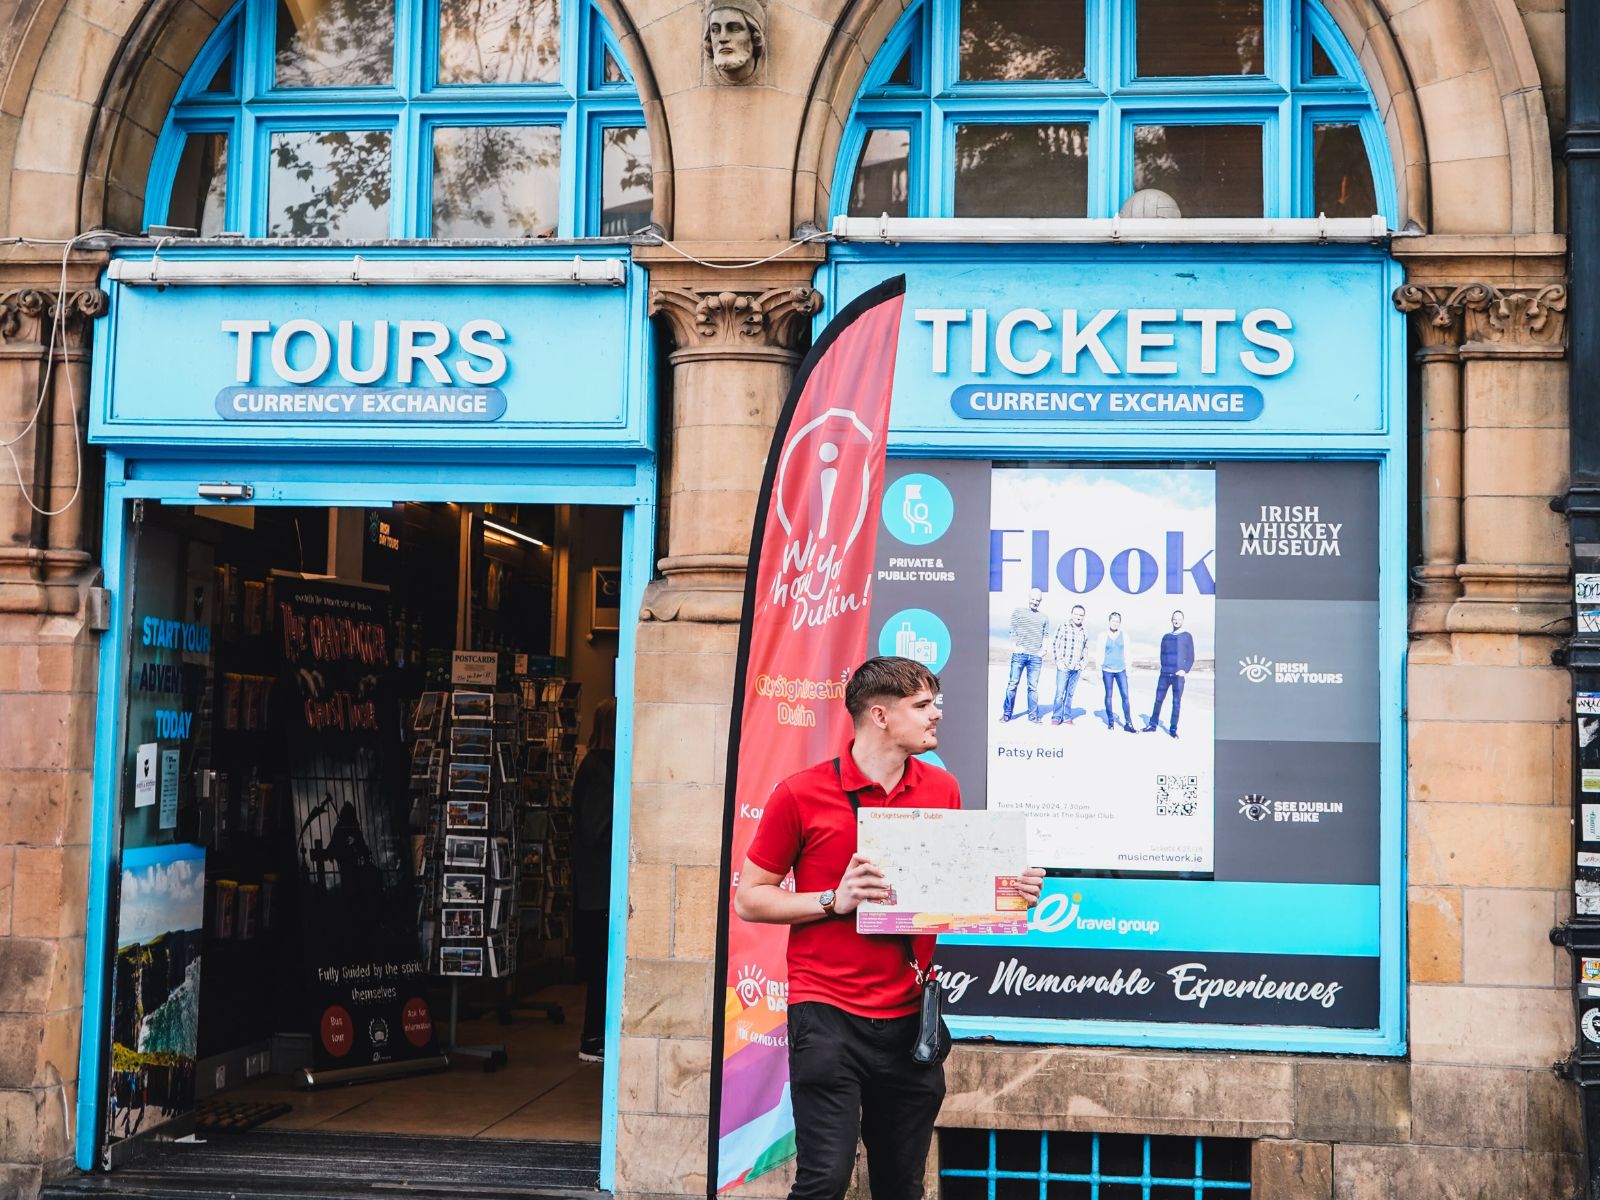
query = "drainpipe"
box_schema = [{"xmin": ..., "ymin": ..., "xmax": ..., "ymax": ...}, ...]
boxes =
[{"xmin": 1552, "ymin": 2, "xmax": 1600, "ymax": 1196}]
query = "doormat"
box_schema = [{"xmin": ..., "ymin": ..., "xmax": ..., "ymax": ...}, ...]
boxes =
[{"xmin": 193, "ymin": 1097, "xmax": 292, "ymax": 1133}]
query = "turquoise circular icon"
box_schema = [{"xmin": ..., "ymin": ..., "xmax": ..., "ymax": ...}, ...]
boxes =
[
  {"xmin": 879, "ymin": 608, "xmax": 952, "ymax": 673},
  {"xmin": 918, "ymin": 749, "xmax": 946, "ymax": 769},
  {"xmin": 883, "ymin": 473, "xmax": 954, "ymax": 545}
]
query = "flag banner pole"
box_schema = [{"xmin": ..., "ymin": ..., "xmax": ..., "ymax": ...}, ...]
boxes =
[{"xmin": 706, "ymin": 275, "xmax": 908, "ymax": 1196}]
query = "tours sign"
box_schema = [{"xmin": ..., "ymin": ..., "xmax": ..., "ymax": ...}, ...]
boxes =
[{"xmin": 89, "ymin": 250, "xmax": 649, "ymax": 449}]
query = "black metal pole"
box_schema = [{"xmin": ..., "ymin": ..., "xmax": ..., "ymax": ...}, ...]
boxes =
[{"xmin": 1559, "ymin": 3, "xmax": 1600, "ymax": 1196}]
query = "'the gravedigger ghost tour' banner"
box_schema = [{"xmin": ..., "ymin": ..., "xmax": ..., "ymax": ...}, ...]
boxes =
[
  {"xmin": 275, "ymin": 577, "xmax": 437, "ymax": 1072},
  {"xmin": 709, "ymin": 277, "xmax": 906, "ymax": 1194}
]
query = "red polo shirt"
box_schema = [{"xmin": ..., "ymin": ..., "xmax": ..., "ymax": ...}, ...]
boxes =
[{"xmin": 745, "ymin": 745, "xmax": 962, "ymax": 1018}]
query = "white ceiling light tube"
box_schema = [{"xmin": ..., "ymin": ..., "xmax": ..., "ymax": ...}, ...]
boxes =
[
  {"xmin": 481, "ymin": 518, "xmax": 547, "ymax": 548},
  {"xmin": 829, "ymin": 215, "xmax": 1393, "ymax": 244},
  {"xmin": 107, "ymin": 255, "xmax": 628, "ymax": 287}
]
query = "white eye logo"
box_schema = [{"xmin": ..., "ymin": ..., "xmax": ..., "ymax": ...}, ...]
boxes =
[
  {"xmin": 734, "ymin": 964, "xmax": 766, "ymax": 1007},
  {"xmin": 1239, "ymin": 655, "xmax": 1272, "ymax": 683}
]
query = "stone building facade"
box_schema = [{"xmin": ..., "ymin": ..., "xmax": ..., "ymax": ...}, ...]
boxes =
[{"xmin": 0, "ymin": 0, "xmax": 1582, "ymax": 1198}]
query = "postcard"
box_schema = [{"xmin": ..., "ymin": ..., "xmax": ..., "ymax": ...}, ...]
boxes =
[
  {"xmin": 446, "ymin": 798, "xmax": 490, "ymax": 830},
  {"xmin": 450, "ymin": 727, "xmax": 493, "ymax": 758},
  {"xmin": 448, "ymin": 761, "xmax": 492, "ymax": 794},
  {"xmin": 442, "ymin": 907, "xmax": 485, "ymax": 940},
  {"xmin": 855, "ymin": 808, "xmax": 1031, "ymax": 936},
  {"xmin": 451, "ymin": 690, "xmax": 493, "ymax": 722},
  {"xmin": 440, "ymin": 945, "xmax": 484, "ymax": 976},
  {"xmin": 442, "ymin": 872, "xmax": 486, "ymax": 904},
  {"xmin": 444, "ymin": 834, "xmax": 488, "ymax": 868},
  {"xmin": 413, "ymin": 692, "xmax": 444, "ymax": 734}
]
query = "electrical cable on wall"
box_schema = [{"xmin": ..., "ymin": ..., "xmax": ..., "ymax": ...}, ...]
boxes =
[
  {"xmin": 0, "ymin": 229, "xmax": 115, "ymax": 518},
  {"xmin": 629, "ymin": 226, "xmax": 832, "ymax": 270}
]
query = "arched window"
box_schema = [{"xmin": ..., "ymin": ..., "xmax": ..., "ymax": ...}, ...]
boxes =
[
  {"xmin": 151, "ymin": 0, "xmax": 651, "ymax": 239},
  {"xmin": 837, "ymin": 0, "xmax": 1391, "ymax": 223}
]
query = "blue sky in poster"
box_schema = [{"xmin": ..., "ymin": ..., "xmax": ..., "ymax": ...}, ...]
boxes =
[{"xmin": 117, "ymin": 843, "xmax": 206, "ymax": 948}]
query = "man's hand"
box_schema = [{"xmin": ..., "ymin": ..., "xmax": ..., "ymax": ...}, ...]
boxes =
[
  {"xmin": 833, "ymin": 853, "xmax": 889, "ymax": 915},
  {"xmin": 1016, "ymin": 867, "xmax": 1046, "ymax": 908}
]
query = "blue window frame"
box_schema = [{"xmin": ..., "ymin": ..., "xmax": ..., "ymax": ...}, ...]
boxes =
[
  {"xmin": 149, "ymin": 0, "xmax": 649, "ymax": 238},
  {"xmin": 940, "ymin": 1129, "xmax": 1253, "ymax": 1199},
  {"xmin": 836, "ymin": 0, "xmax": 1393, "ymax": 222}
]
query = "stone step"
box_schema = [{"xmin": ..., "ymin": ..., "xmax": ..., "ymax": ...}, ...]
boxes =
[{"xmin": 40, "ymin": 1131, "xmax": 603, "ymax": 1200}]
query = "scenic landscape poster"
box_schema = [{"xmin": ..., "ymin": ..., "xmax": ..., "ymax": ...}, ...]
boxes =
[{"xmin": 106, "ymin": 842, "xmax": 206, "ymax": 1144}]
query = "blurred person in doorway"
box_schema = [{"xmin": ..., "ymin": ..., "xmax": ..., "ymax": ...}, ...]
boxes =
[{"xmin": 573, "ymin": 697, "xmax": 617, "ymax": 1062}]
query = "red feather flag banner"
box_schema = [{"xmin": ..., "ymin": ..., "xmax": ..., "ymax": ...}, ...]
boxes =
[{"xmin": 707, "ymin": 276, "xmax": 907, "ymax": 1194}]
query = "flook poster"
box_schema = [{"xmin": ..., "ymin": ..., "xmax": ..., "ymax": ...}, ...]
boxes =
[{"xmin": 987, "ymin": 467, "xmax": 1217, "ymax": 875}]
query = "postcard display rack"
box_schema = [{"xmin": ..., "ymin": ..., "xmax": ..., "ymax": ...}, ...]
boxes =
[{"xmin": 409, "ymin": 683, "xmax": 522, "ymax": 982}]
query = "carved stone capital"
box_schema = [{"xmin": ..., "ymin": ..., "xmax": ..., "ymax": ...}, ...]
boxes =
[
  {"xmin": 1392, "ymin": 281, "xmax": 1567, "ymax": 358},
  {"xmin": 649, "ymin": 284, "xmax": 822, "ymax": 361},
  {"xmin": 639, "ymin": 555, "xmax": 747, "ymax": 623},
  {"xmin": 0, "ymin": 286, "xmax": 110, "ymax": 349}
]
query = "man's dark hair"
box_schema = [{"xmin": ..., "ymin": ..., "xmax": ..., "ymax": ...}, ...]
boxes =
[
  {"xmin": 1071, "ymin": 604, "xmax": 1085, "ymax": 613},
  {"xmin": 1172, "ymin": 610, "xmax": 1184, "ymax": 619},
  {"xmin": 1108, "ymin": 611, "xmax": 1122, "ymax": 620},
  {"xmin": 845, "ymin": 656, "xmax": 940, "ymax": 720}
]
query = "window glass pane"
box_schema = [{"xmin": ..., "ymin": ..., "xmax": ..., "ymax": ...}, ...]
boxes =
[
  {"xmin": 268, "ymin": 129, "xmax": 391, "ymax": 237},
  {"xmin": 1130, "ymin": 124, "xmax": 1262, "ymax": 217},
  {"xmin": 954, "ymin": 123, "xmax": 1088, "ymax": 217},
  {"xmin": 438, "ymin": 0, "xmax": 560, "ymax": 85},
  {"xmin": 886, "ymin": 46, "xmax": 912, "ymax": 85},
  {"xmin": 960, "ymin": 0, "xmax": 1085, "ymax": 80},
  {"xmin": 603, "ymin": 48, "xmax": 626, "ymax": 84},
  {"xmin": 848, "ymin": 128, "xmax": 910, "ymax": 217},
  {"xmin": 274, "ymin": 0, "xmax": 393, "ymax": 87},
  {"xmin": 1136, "ymin": 0, "xmax": 1263, "ymax": 76},
  {"xmin": 203, "ymin": 53, "xmax": 234, "ymax": 94},
  {"xmin": 1313, "ymin": 123, "xmax": 1378, "ymax": 217},
  {"xmin": 432, "ymin": 125, "xmax": 560, "ymax": 238},
  {"xmin": 600, "ymin": 126, "xmax": 653, "ymax": 236},
  {"xmin": 167, "ymin": 133, "xmax": 228, "ymax": 235},
  {"xmin": 1310, "ymin": 34, "xmax": 1339, "ymax": 77}
]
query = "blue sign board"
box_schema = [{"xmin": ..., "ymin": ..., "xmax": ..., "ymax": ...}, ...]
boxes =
[
  {"xmin": 89, "ymin": 249, "xmax": 652, "ymax": 452},
  {"xmin": 821, "ymin": 244, "xmax": 1402, "ymax": 450}
]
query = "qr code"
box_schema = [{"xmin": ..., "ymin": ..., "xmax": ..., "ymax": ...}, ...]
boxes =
[{"xmin": 1155, "ymin": 774, "xmax": 1200, "ymax": 817}]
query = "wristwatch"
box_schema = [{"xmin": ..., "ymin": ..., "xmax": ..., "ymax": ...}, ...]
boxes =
[{"xmin": 818, "ymin": 889, "xmax": 838, "ymax": 915}]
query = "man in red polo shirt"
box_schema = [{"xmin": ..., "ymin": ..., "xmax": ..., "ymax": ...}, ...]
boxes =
[{"xmin": 736, "ymin": 656, "xmax": 1044, "ymax": 1200}]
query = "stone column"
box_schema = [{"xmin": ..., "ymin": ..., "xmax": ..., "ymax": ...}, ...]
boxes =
[
  {"xmin": 1394, "ymin": 283, "xmax": 1468, "ymax": 640},
  {"xmin": 0, "ymin": 254, "xmax": 108, "ymax": 1197},
  {"xmin": 614, "ymin": 249, "xmax": 820, "ymax": 1200}
]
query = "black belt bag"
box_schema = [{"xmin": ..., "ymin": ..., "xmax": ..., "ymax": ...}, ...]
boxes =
[
  {"xmin": 833, "ymin": 758, "xmax": 952, "ymax": 1067},
  {"xmin": 907, "ymin": 941, "xmax": 951, "ymax": 1066}
]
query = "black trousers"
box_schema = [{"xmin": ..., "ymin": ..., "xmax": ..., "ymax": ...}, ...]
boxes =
[
  {"xmin": 574, "ymin": 908, "xmax": 608, "ymax": 1053},
  {"xmin": 787, "ymin": 1001, "xmax": 946, "ymax": 1200}
]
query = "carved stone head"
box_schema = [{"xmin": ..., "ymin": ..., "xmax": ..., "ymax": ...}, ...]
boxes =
[{"xmin": 704, "ymin": 1, "xmax": 764, "ymax": 84}]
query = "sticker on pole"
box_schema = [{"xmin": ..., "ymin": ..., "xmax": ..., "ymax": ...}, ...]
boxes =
[{"xmin": 1582, "ymin": 1008, "xmax": 1600, "ymax": 1044}]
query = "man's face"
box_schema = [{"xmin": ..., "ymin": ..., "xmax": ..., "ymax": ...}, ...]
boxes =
[
  {"xmin": 1171, "ymin": 612, "xmax": 1184, "ymax": 630},
  {"xmin": 1109, "ymin": 615, "xmax": 1121, "ymax": 632},
  {"xmin": 877, "ymin": 686, "xmax": 941, "ymax": 754},
  {"xmin": 709, "ymin": 9, "xmax": 753, "ymax": 70},
  {"xmin": 1071, "ymin": 607, "xmax": 1084, "ymax": 626},
  {"xmin": 1028, "ymin": 588, "xmax": 1042, "ymax": 611}
]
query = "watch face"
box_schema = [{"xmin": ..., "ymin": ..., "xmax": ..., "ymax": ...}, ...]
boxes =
[{"xmin": 819, "ymin": 889, "xmax": 836, "ymax": 908}]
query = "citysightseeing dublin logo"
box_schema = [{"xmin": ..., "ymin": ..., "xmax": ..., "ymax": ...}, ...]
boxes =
[
  {"xmin": 879, "ymin": 608, "xmax": 952, "ymax": 672},
  {"xmin": 883, "ymin": 473, "xmax": 954, "ymax": 545},
  {"xmin": 768, "ymin": 407, "xmax": 878, "ymax": 631}
]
